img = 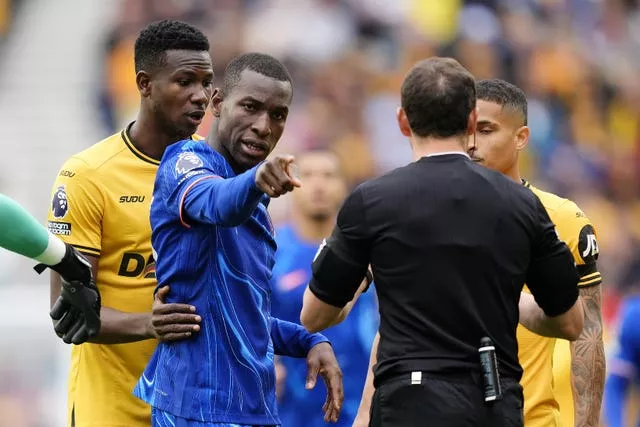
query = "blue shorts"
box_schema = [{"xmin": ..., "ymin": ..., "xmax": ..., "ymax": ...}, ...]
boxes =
[{"xmin": 151, "ymin": 407, "xmax": 276, "ymax": 427}]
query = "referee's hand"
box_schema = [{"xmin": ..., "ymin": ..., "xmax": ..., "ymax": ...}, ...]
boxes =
[
  {"xmin": 305, "ymin": 342, "xmax": 344, "ymax": 423},
  {"xmin": 148, "ymin": 286, "xmax": 201, "ymax": 341},
  {"xmin": 255, "ymin": 155, "xmax": 302, "ymax": 198}
]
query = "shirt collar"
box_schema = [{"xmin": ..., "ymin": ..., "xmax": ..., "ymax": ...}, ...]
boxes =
[{"xmin": 424, "ymin": 151, "xmax": 470, "ymax": 159}]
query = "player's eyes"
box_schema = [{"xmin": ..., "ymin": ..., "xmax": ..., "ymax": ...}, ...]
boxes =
[
  {"xmin": 271, "ymin": 112, "xmax": 285, "ymax": 121},
  {"xmin": 243, "ymin": 104, "xmax": 256, "ymax": 112},
  {"xmin": 178, "ymin": 80, "xmax": 192, "ymax": 87},
  {"xmin": 478, "ymin": 128, "xmax": 493, "ymax": 134}
]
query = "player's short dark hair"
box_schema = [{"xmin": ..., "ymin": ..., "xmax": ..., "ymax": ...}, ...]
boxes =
[
  {"xmin": 134, "ymin": 19, "xmax": 210, "ymax": 73},
  {"xmin": 400, "ymin": 57, "xmax": 476, "ymax": 138},
  {"xmin": 221, "ymin": 53, "xmax": 292, "ymax": 97},
  {"xmin": 476, "ymin": 79, "xmax": 528, "ymax": 126}
]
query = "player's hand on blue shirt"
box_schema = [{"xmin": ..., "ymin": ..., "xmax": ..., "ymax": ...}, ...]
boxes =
[
  {"xmin": 255, "ymin": 155, "xmax": 302, "ymax": 198},
  {"xmin": 148, "ymin": 286, "xmax": 201, "ymax": 341},
  {"xmin": 305, "ymin": 342, "xmax": 344, "ymax": 423}
]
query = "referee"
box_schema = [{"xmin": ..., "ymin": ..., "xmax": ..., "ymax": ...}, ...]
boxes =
[{"xmin": 300, "ymin": 57, "xmax": 585, "ymax": 427}]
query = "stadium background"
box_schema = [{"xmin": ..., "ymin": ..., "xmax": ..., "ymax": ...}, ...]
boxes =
[{"xmin": 0, "ymin": 0, "xmax": 638, "ymax": 425}]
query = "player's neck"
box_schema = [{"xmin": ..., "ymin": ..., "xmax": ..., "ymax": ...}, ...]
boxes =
[
  {"xmin": 410, "ymin": 135, "xmax": 467, "ymax": 161},
  {"xmin": 292, "ymin": 211, "xmax": 335, "ymax": 243},
  {"xmin": 504, "ymin": 166, "xmax": 522, "ymax": 184},
  {"xmin": 129, "ymin": 115, "xmax": 182, "ymax": 160},
  {"xmin": 207, "ymin": 123, "xmax": 243, "ymax": 174}
]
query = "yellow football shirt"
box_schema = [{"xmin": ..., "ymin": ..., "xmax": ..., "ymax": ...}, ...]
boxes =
[
  {"xmin": 47, "ymin": 124, "xmax": 202, "ymax": 427},
  {"xmin": 518, "ymin": 180, "xmax": 602, "ymax": 427}
]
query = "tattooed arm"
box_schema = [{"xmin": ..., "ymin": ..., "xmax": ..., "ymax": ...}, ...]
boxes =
[
  {"xmin": 548, "ymin": 201, "xmax": 604, "ymax": 426},
  {"xmin": 570, "ymin": 284, "xmax": 605, "ymax": 427}
]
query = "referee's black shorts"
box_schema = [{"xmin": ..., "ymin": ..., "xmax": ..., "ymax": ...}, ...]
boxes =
[{"xmin": 369, "ymin": 371, "xmax": 523, "ymax": 427}]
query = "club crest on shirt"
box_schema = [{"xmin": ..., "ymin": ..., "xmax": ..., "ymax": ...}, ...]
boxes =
[
  {"xmin": 175, "ymin": 151, "xmax": 204, "ymax": 177},
  {"xmin": 51, "ymin": 185, "xmax": 69, "ymax": 219}
]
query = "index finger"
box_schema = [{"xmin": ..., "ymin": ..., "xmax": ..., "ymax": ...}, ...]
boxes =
[
  {"xmin": 283, "ymin": 160, "xmax": 302, "ymax": 188},
  {"xmin": 153, "ymin": 303, "xmax": 196, "ymax": 314}
]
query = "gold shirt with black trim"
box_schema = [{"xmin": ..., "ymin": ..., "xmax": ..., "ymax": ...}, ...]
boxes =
[
  {"xmin": 518, "ymin": 179, "xmax": 602, "ymax": 427},
  {"xmin": 47, "ymin": 124, "xmax": 203, "ymax": 427}
]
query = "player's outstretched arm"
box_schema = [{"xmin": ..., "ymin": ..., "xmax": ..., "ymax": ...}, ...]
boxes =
[
  {"xmin": 178, "ymin": 154, "xmax": 300, "ymax": 228},
  {"xmin": 0, "ymin": 193, "xmax": 66, "ymax": 263},
  {"xmin": 0, "ymin": 194, "xmax": 101, "ymax": 344},
  {"xmin": 50, "ymin": 260, "xmax": 200, "ymax": 344},
  {"xmin": 353, "ymin": 331, "xmax": 379, "ymax": 427}
]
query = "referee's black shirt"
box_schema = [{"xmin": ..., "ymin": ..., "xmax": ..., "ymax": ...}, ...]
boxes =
[{"xmin": 310, "ymin": 153, "xmax": 579, "ymax": 384}]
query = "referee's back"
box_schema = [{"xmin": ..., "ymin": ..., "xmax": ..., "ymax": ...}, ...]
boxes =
[
  {"xmin": 301, "ymin": 57, "xmax": 583, "ymax": 427},
  {"xmin": 361, "ymin": 153, "xmax": 564, "ymax": 384}
]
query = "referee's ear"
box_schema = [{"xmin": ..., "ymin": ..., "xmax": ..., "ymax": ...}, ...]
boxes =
[{"xmin": 396, "ymin": 107, "xmax": 412, "ymax": 137}]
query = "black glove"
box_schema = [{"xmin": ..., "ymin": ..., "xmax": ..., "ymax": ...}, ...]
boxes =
[{"xmin": 34, "ymin": 243, "xmax": 101, "ymax": 344}]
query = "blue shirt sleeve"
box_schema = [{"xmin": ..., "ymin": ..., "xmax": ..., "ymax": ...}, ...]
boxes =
[
  {"xmin": 270, "ymin": 316, "xmax": 329, "ymax": 358},
  {"xmin": 604, "ymin": 302, "xmax": 640, "ymax": 427},
  {"xmin": 159, "ymin": 142, "xmax": 266, "ymax": 227}
]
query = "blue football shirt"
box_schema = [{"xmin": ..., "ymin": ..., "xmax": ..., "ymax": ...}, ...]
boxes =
[
  {"xmin": 604, "ymin": 295, "xmax": 640, "ymax": 427},
  {"xmin": 271, "ymin": 224, "xmax": 379, "ymax": 426},
  {"xmin": 134, "ymin": 140, "xmax": 327, "ymax": 425}
]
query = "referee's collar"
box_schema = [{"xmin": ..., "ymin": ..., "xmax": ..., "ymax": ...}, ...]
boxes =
[{"xmin": 423, "ymin": 151, "xmax": 470, "ymax": 159}]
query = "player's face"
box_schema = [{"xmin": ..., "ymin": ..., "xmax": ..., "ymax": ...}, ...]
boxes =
[
  {"xmin": 213, "ymin": 70, "xmax": 292, "ymax": 172},
  {"xmin": 147, "ymin": 49, "xmax": 214, "ymax": 139},
  {"xmin": 293, "ymin": 152, "xmax": 347, "ymax": 221},
  {"xmin": 467, "ymin": 100, "xmax": 524, "ymax": 175}
]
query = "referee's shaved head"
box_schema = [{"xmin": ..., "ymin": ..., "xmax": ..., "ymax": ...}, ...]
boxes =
[{"xmin": 400, "ymin": 57, "xmax": 476, "ymax": 139}]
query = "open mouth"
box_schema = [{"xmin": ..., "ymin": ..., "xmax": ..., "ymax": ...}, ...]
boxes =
[
  {"xmin": 186, "ymin": 111, "xmax": 205, "ymax": 126},
  {"xmin": 241, "ymin": 140, "xmax": 268, "ymax": 156}
]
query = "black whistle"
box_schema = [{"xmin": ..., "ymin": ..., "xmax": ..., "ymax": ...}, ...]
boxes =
[{"xmin": 479, "ymin": 337, "xmax": 502, "ymax": 404}]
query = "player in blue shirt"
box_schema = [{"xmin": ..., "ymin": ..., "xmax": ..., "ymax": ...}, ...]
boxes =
[
  {"xmin": 604, "ymin": 293, "xmax": 640, "ymax": 427},
  {"xmin": 134, "ymin": 53, "xmax": 344, "ymax": 427},
  {"xmin": 270, "ymin": 150, "xmax": 378, "ymax": 427}
]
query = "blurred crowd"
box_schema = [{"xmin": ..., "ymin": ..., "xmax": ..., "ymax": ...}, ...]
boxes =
[
  {"xmin": 1, "ymin": 0, "xmax": 640, "ymax": 425},
  {"xmin": 98, "ymin": 0, "xmax": 640, "ymax": 317}
]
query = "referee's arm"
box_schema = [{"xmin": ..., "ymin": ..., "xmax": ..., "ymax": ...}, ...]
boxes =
[
  {"xmin": 301, "ymin": 187, "xmax": 372, "ymax": 333},
  {"xmin": 521, "ymin": 196, "xmax": 584, "ymax": 341}
]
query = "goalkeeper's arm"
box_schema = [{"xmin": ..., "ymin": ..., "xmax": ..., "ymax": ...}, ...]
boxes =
[
  {"xmin": 0, "ymin": 193, "xmax": 67, "ymax": 265},
  {"xmin": 0, "ymin": 193, "xmax": 100, "ymax": 344}
]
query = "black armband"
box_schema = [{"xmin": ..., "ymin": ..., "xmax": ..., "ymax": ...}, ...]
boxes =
[
  {"xmin": 309, "ymin": 239, "xmax": 369, "ymax": 308},
  {"xmin": 527, "ymin": 244, "xmax": 580, "ymax": 317}
]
